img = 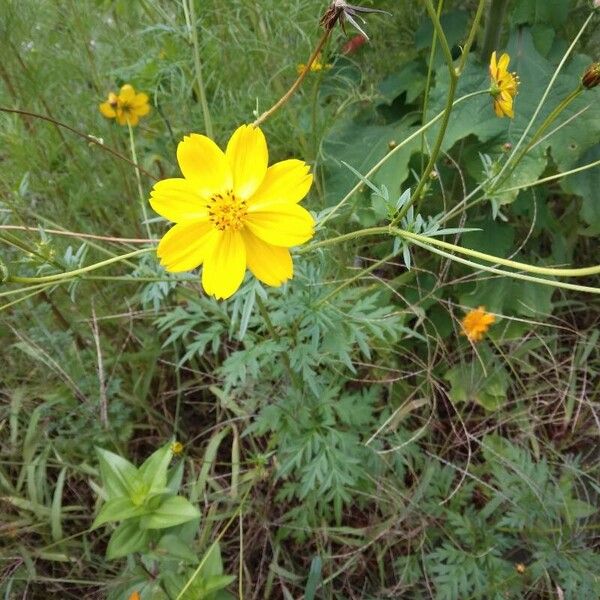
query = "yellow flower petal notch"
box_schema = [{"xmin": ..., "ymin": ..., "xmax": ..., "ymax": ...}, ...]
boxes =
[
  {"xmin": 150, "ymin": 125, "xmax": 315, "ymax": 300},
  {"xmin": 461, "ymin": 306, "xmax": 495, "ymax": 342},
  {"xmin": 489, "ymin": 51, "xmax": 519, "ymax": 118},
  {"xmin": 99, "ymin": 84, "xmax": 151, "ymax": 126}
]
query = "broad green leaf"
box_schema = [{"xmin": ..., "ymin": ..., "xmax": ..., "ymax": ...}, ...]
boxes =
[
  {"xmin": 140, "ymin": 496, "xmax": 200, "ymax": 530},
  {"xmin": 156, "ymin": 533, "xmax": 198, "ymax": 563},
  {"xmin": 512, "ymin": 0, "xmax": 570, "ymax": 27},
  {"xmin": 92, "ymin": 496, "xmax": 146, "ymax": 529},
  {"xmin": 561, "ymin": 144, "xmax": 600, "ymax": 233},
  {"xmin": 96, "ymin": 447, "xmax": 139, "ymax": 499},
  {"xmin": 203, "ymin": 575, "xmax": 236, "ymax": 596},
  {"xmin": 106, "ymin": 520, "xmax": 150, "ymax": 560},
  {"xmin": 139, "ymin": 443, "xmax": 173, "ymax": 492},
  {"xmin": 444, "ymin": 358, "xmax": 509, "ymax": 412}
]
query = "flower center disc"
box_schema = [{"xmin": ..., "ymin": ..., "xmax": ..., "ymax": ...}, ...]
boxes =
[{"xmin": 208, "ymin": 191, "xmax": 247, "ymax": 231}]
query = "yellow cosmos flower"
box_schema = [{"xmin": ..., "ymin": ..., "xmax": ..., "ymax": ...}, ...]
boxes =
[
  {"xmin": 461, "ymin": 306, "xmax": 496, "ymax": 342},
  {"xmin": 489, "ymin": 51, "xmax": 519, "ymax": 118},
  {"xmin": 150, "ymin": 125, "xmax": 315, "ymax": 300},
  {"xmin": 99, "ymin": 84, "xmax": 150, "ymax": 126}
]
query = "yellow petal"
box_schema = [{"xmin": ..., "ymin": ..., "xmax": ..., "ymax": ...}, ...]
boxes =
[
  {"xmin": 119, "ymin": 84, "xmax": 136, "ymax": 102},
  {"xmin": 245, "ymin": 202, "xmax": 314, "ymax": 247},
  {"xmin": 242, "ymin": 230, "xmax": 292, "ymax": 287},
  {"xmin": 127, "ymin": 113, "xmax": 140, "ymax": 126},
  {"xmin": 497, "ymin": 53, "xmax": 510, "ymax": 73},
  {"xmin": 99, "ymin": 102, "xmax": 116, "ymax": 118},
  {"xmin": 248, "ymin": 159, "xmax": 313, "ymax": 209},
  {"xmin": 201, "ymin": 230, "xmax": 246, "ymax": 300},
  {"xmin": 116, "ymin": 110, "xmax": 128, "ymax": 126},
  {"xmin": 177, "ymin": 134, "xmax": 233, "ymax": 198},
  {"xmin": 150, "ymin": 178, "xmax": 209, "ymax": 223},
  {"xmin": 225, "ymin": 125, "xmax": 268, "ymax": 200},
  {"xmin": 133, "ymin": 92, "xmax": 149, "ymax": 108},
  {"xmin": 489, "ymin": 51, "xmax": 497, "ymax": 78},
  {"xmin": 157, "ymin": 220, "xmax": 217, "ymax": 272}
]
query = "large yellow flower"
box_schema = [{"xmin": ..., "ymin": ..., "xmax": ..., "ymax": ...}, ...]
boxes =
[
  {"xmin": 150, "ymin": 125, "xmax": 315, "ymax": 300},
  {"xmin": 461, "ymin": 306, "xmax": 495, "ymax": 342},
  {"xmin": 99, "ymin": 84, "xmax": 150, "ymax": 126},
  {"xmin": 489, "ymin": 51, "xmax": 519, "ymax": 118}
]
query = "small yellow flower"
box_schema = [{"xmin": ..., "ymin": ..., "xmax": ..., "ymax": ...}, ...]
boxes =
[
  {"xmin": 515, "ymin": 563, "xmax": 526, "ymax": 574},
  {"xmin": 296, "ymin": 55, "xmax": 331, "ymax": 75},
  {"xmin": 461, "ymin": 306, "xmax": 495, "ymax": 342},
  {"xmin": 99, "ymin": 84, "xmax": 150, "ymax": 126},
  {"xmin": 170, "ymin": 441, "xmax": 184, "ymax": 455},
  {"xmin": 489, "ymin": 51, "xmax": 519, "ymax": 118},
  {"xmin": 150, "ymin": 124, "xmax": 315, "ymax": 300}
]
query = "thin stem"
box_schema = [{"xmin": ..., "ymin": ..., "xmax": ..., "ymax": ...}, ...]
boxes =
[
  {"xmin": 315, "ymin": 251, "xmax": 398, "ymax": 307},
  {"xmin": 253, "ymin": 30, "xmax": 331, "ymax": 127},
  {"xmin": 394, "ymin": 0, "xmax": 485, "ymax": 222},
  {"xmin": 405, "ymin": 237, "xmax": 600, "ymax": 295},
  {"xmin": 127, "ymin": 121, "xmax": 152, "ymax": 239},
  {"xmin": 420, "ymin": 0, "xmax": 444, "ymax": 173},
  {"xmin": 0, "ymin": 106, "xmax": 158, "ymax": 180},
  {"xmin": 494, "ymin": 157, "xmax": 600, "ymax": 195},
  {"xmin": 303, "ymin": 225, "xmax": 600, "ymax": 278},
  {"xmin": 318, "ymin": 89, "xmax": 488, "ymax": 228},
  {"xmin": 184, "ymin": 0, "xmax": 213, "ymax": 138},
  {"xmin": 4, "ymin": 248, "xmax": 153, "ymax": 285},
  {"xmin": 493, "ymin": 12, "xmax": 594, "ymax": 186},
  {"xmin": 491, "ymin": 86, "xmax": 584, "ymax": 192}
]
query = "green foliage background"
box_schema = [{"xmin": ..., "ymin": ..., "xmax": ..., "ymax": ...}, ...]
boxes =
[{"xmin": 1, "ymin": 0, "xmax": 599, "ymax": 598}]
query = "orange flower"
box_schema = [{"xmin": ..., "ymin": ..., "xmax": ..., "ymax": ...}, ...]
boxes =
[
  {"xmin": 128, "ymin": 592, "xmax": 141, "ymax": 600},
  {"xmin": 461, "ymin": 306, "xmax": 495, "ymax": 342}
]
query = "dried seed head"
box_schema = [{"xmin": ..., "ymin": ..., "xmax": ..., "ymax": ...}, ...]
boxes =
[
  {"xmin": 320, "ymin": 0, "xmax": 391, "ymax": 39},
  {"xmin": 582, "ymin": 62, "xmax": 600, "ymax": 89}
]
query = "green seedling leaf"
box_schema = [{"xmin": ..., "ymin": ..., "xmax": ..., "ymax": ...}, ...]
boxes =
[
  {"xmin": 140, "ymin": 495, "xmax": 200, "ymax": 530},
  {"xmin": 92, "ymin": 496, "xmax": 147, "ymax": 529},
  {"xmin": 96, "ymin": 447, "xmax": 140, "ymax": 499},
  {"xmin": 139, "ymin": 443, "xmax": 173, "ymax": 492},
  {"xmin": 106, "ymin": 520, "xmax": 150, "ymax": 560}
]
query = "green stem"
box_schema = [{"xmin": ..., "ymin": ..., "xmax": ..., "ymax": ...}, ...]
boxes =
[
  {"xmin": 4, "ymin": 248, "xmax": 153, "ymax": 285},
  {"xmin": 184, "ymin": 0, "xmax": 213, "ymax": 138},
  {"xmin": 127, "ymin": 121, "xmax": 152, "ymax": 239},
  {"xmin": 318, "ymin": 89, "xmax": 488, "ymax": 228},
  {"xmin": 494, "ymin": 157, "xmax": 600, "ymax": 195},
  {"xmin": 420, "ymin": 0, "xmax": 444, "ymax": 173},
  {"xmin": 493, "ymin": 12, "xmax": 594, "ymax": 187},
  {"xmin": 395, "ymin": 0, "xmax": 485, "ymax": 222},
  {"xmin": 480, "ymin": 0, "xmax": 510, "ymax": 62},
  {"xmin": 403, "ymin": 0, "xmax": 457, "ymax": 216},
  {"xmin": 491, "ymin": 86, "xmax": 584, "ymax": 192},
  {"xmin": 303, "ymin": 225, "xmax": 600, "ymax": 278}
]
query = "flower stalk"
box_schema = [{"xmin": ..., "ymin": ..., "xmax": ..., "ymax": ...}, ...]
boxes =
[{"xmin": 127, "ymin": 121, "xmax": 152, "ymax": 239}]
